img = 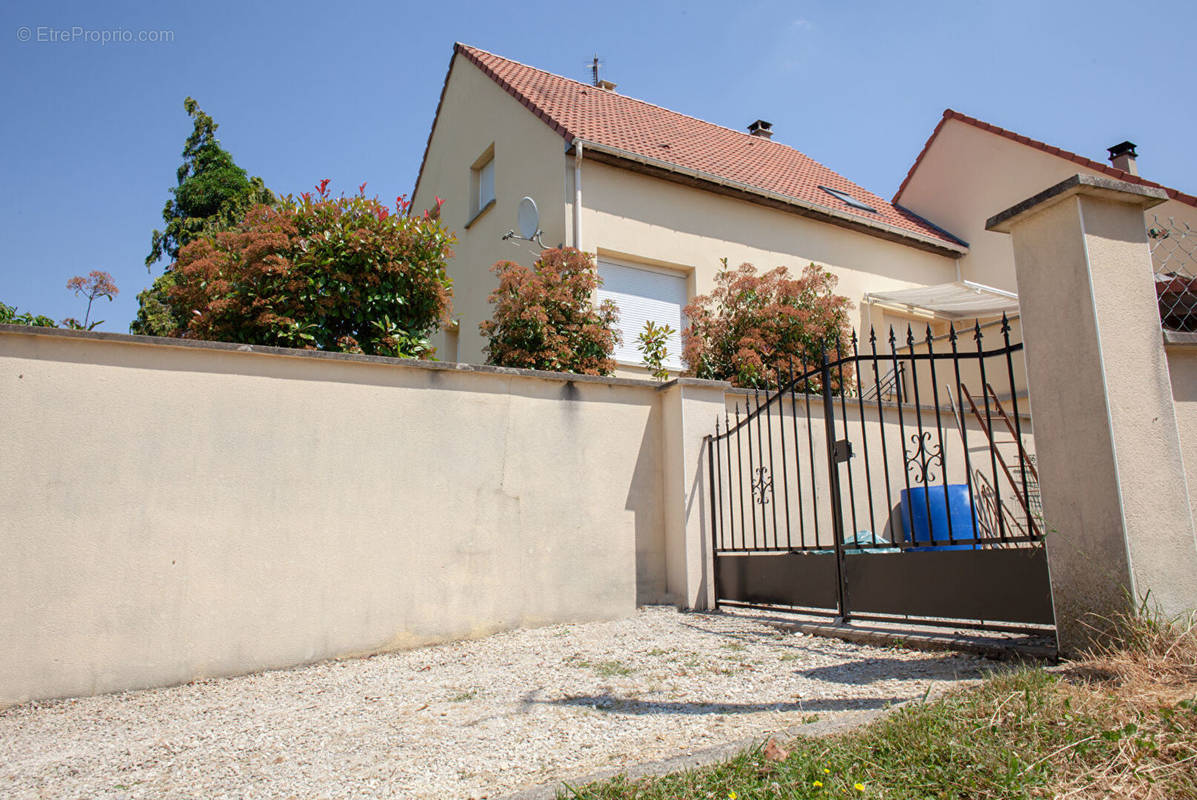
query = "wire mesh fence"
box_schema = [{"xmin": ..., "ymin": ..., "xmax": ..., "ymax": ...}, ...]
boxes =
[{"xmin": 1149, "ymin": 214, "xmax": 1197, "ymax": 332}]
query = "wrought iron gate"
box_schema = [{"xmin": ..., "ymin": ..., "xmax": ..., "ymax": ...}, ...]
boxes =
[{"xmin": 706, "ymin": 316, "xmax": 1054, "ymax": 632}]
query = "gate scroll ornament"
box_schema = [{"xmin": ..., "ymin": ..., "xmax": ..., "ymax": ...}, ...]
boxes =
[
  {"xmin": 904, "ymin": 431, "xmax": 943, "ymax": 485},
  {"xmin": 751, "ymin": 467, "xmax": 772, "ymax": 505}
]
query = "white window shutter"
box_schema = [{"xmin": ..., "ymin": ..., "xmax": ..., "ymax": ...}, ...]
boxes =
[
  {"xmin": 596, "ymin": 260, "xmax": 687, "ymax": 370},
  {"xmin": 478, "ymin": 159, "xmax": 495, "ymax": 208}
]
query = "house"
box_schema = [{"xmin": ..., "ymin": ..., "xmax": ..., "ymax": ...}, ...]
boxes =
[
  {"xmin": 895, "ymin": 109, "xmax": 1197, "ymax": 302},
  {"xmin": 412, "ymin": 44, "xmax": 1016, "ymax": 375}
]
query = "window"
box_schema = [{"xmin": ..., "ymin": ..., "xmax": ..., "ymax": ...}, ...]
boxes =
[
  {"xmin": 471, "ymin": 145, "xmax": 495, "ymax": 217},
  {"xmin": 595, "ymin": 259, "xmax": 687, "ymax": 371},
  {"xmin": 818, "ymin": 185, "xmax": 877, "ymax": 213}
]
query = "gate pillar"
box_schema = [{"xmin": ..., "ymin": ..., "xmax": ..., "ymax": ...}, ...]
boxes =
[
  {"xmin": 987, "ymin": 174, "xmax": 1197, "ymax": 653},
  {"xmin": 659, "ymin": 377, "xmax": 729, "ymax": 610}
]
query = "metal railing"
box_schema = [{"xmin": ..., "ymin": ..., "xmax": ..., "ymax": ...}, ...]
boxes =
[{"xmin": 1149, "ymin": 214, "xmax": 1197, "ymax": 332}]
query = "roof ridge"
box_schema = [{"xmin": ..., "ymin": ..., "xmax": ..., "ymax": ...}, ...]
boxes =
[{"xmin": 455, "ymin": 43, "xmax": 822, "ymax": 158}]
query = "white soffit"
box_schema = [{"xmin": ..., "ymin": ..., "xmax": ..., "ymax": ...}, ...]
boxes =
[{"xmin": 864, "ymin": 281, "xmax": 1020, "ymax": 320}]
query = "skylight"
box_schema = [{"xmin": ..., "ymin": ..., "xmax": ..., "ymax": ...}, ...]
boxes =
[{"xmin": 819, "ymin": 185, "xmax": 878, "ymax": 213}]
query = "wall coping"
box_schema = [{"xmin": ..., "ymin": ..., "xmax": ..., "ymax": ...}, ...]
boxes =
[
  {"xmin": 1165, "ymin": 330, "xmax": 1197, "ymax": 348},
  {"xmin": 0, "ymin": 324, "xmax": 731, "ymax": 392},
  {"xmin": 985, "ymin": 173, "xmax": 1169, "ymax": 234}
]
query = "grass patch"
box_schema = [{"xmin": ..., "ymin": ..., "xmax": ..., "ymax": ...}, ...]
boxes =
[
  {"xmin": 562, "ymin": 611, "xmax": 1197, "ymax": 799},
  {"xmin": 448, "ymin": 688, "xmax": 477, "ymax": 702},
  {"xmin": 571, "ymin": 658, "xmax": 636, "ymax": 678}
]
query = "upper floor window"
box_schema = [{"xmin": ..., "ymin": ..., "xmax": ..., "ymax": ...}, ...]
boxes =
[{"xmin": 471, "ymin": 145, "xmax": 496, "ymax": 217}]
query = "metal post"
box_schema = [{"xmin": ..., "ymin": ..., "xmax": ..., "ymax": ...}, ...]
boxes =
[
  {"xmin": 822, "ymin": 353, "xmax": 850, "ymax": 623},
  {"xmin": 707, "ymin": 435, "xmax": 720, "ymax": 609}
]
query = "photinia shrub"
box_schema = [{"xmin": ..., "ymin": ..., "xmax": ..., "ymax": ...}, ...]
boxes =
[
  {"xmin": 637, "ymin": 320, "xmax": 675, "ymax": 381},
  {"xmin": 480, "ymin": 247, "xmax": 620, "ymax": 375},
  {"xmin": 683, "ymin": 260, "xmax": 853, "ymax": 389},
  {"xmin": 0, "ymin": 301, "xmax": 57, "ymax": 328},
  {"xmin": 166, "ymin": 181, "xmax": 455, "ymax": 358}
]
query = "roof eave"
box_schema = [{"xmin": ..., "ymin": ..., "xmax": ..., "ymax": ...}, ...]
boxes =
[{"xmin": 573, "ymin": 139, "xmax": 968, "ymax": 258}]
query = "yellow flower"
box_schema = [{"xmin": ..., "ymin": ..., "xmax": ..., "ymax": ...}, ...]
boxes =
[
  {"xmin": 855, "ymin": 783, "xmax": 866, "ymax": 792},
  {"xmin": 812, "ymin": 780, "xmax": 823, "ymax": 788},
  {"xmin": 823, "ymin": 767, "xmax": 831, "ymax": 774},
  {"xmin": 728, "ymin": 793, "xmax": 736, "ymax": 799}
]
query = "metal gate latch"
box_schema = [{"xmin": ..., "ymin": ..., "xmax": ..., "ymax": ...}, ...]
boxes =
[{"xmin": 833, "ymin": 439, "xmax": 853, "ymax": 463}]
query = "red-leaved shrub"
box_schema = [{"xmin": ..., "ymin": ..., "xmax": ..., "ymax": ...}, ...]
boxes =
[
  {"xmin": 167, "ymin": 182, "xmax": 454, "ymax": 358},
  {"xmin": 683, "ymin": 261, "xmax": 852, "ymax": 388},
  {"xmin": 480, "ymin": 247, "xmax": 620, "ymax": 375}
]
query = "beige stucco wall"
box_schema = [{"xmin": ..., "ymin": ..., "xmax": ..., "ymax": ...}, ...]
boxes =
[
  {"xmin": 0, "ymin": 328, "xmax": 672, "ymax": 706},
  {"xmin": 412, "ymin": 53, "xmax": 572, "ymax": 365},
  {"xmin": 897, "ymin": 117, "xmax": 1197, "ymax": 292},
  {"xmin": 1168, "ymin": 342, "xmax": 1197, "ymax": 528},
  {"xmin": 580, "ymin": 161, "xmax": 960, "ymax": 362}
]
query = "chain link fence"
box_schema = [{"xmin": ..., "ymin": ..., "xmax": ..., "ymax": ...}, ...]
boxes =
[{"xmin": 1149, "ymin": 214, "xmax": 1197, "ymax": 332}]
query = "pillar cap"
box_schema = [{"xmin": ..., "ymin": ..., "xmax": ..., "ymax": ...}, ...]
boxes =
[{"xmin": 986, "ymin": 173, "xmax": 1168, "ymax": 234}]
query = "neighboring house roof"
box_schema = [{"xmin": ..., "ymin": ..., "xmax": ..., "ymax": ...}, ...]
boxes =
[
  {"xmin": 414, "ymin": 43, "xmax": 966, "ymax": 256},
  {"xmin": 894, "ymin": 108, "xmax": 1197, "ymax": 209}
]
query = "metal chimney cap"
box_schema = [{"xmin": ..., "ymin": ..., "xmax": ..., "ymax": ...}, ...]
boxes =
[
  {"xmin": 748, "ymin": 119, "xmax": 773, "ymax": 138},
  {"xmin": 1108, "ymin": 141, "xmax": 1138, "ymax": 159}
]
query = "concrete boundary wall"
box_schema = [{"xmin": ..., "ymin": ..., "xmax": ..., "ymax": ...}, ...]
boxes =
[{"xmin": 0, "ymin": 326, "xmax": 726, "ymax": 706}]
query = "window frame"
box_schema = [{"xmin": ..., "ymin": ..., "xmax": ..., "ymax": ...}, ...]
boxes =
[{"xmin": 469, "ymin": 144, "xmax": 496, "ymax": 221}]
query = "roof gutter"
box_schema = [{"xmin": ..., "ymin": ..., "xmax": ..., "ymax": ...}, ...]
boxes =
[{"xmin": 569, "ymin": 138, "xmax": 968, "ymax": 258}]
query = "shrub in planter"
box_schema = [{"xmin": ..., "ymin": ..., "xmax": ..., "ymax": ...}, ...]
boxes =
[
  {"xmin": 480, "ymin": 247, "xmax": 620, "ymax": 375},
  {"xmin": 683, "ymin": 260, "xmax": 853, "ymax": 389},
  {"xmin": 167, "ymin": 181, "xmax": 455, "ymax": 359}
]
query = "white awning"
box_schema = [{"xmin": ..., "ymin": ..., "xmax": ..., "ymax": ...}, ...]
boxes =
[{"xmin": 863, "ymin": 281, "xmax": 1019, "ymax": 320}]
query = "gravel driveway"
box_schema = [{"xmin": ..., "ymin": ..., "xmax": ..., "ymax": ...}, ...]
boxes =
[{"xmin": 1, "ymin": 607, "xmax": 986, "ymax": 799}]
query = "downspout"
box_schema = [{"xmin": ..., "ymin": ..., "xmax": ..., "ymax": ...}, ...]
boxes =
[{"xmin": 573, "ymin": 140, "xmax": 583, "ymax": 251}]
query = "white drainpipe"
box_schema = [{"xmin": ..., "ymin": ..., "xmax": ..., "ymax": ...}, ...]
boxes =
[{"xmin": 573, "ymin": 140, "xmax": 583, "ymax": 251}]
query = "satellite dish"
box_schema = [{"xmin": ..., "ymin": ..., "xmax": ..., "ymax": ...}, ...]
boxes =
[{"xmin": 517, "ymin": 196, "xmax": 540, "ymax": 240}]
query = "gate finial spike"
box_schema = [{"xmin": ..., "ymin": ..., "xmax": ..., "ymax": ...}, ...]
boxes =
[
  {"xmin": 887, "ymin": 326, "xmax": 897, "ymax": 346},
  {"xmin": 1000, "ymin": 312, "xmax": 1011, "ymax": 335},
  {"xmin": 850, "ymin": 329, "xmax": 858, "ymax": 347},
  {"xmin": 868, "ymin": 326, "xmax": 876, "ymax": 345},
  {"xmin": 906, "ymin": 324, "xmax": 915, "ymax": 347},
  {"xmin": 924, "ymin": 323, "xmax": 934, "ymax": 344},
  {"xmin": 973, "ymin": 318, "xmax": 983, "ymax": 342},
  {"xmin": 948, "ymin": 324, "xmax": 958, "ymax": 345}
]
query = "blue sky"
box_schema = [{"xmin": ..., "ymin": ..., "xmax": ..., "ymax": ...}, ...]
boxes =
[{"xmin": 3, "ymin": 0, "xmax": 1194, "ymax": 330}]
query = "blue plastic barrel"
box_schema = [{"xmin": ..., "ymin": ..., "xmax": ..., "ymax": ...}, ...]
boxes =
[{"xmin": 899, "ymin": 485, "xmax": 975, "ymax": 550}]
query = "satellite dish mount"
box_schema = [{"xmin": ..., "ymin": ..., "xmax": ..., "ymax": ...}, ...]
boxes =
[{"xmin": 502, "ymin": 196, "xmax": 546, "ymax": 250}]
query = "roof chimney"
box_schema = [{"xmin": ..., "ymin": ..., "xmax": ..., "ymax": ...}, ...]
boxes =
[
  {"xmin": 1108, "ymin": 141, "xmax": 1139, "ymax": 176},
  {"xmin": 748, "ymin": 119, "xmax": 773, "ymax": 139}
]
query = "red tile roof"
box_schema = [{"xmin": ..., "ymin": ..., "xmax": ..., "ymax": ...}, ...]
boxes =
[
  {"xmin": 894, "ymin": 109, "xmax": 1197, "ymax": 209},
  {"xmin": 416, "ymin": 43, "xmax": 965, "ymax": 252}
]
